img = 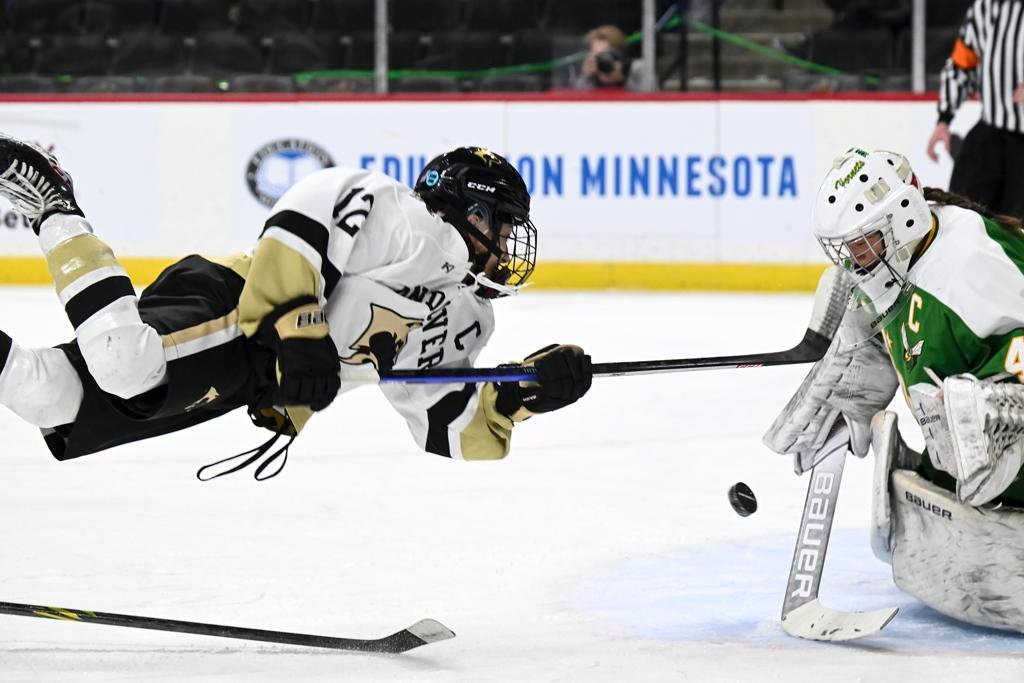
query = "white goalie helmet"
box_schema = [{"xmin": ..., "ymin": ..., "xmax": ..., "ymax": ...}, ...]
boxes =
[{"xmin": 812, "ymin": 148, "xmax": 933, "ymax": 329}]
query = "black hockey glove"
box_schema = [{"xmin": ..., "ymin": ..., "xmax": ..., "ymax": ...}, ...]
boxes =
[
  {"xmin": 257, "ymin": 296, "xmax": 341, "ymax": 411},
  {"xmin": 495, "ymin": 344, "xmax": 593, "ymax": 421}
]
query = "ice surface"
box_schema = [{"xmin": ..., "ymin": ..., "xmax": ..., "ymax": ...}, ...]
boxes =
[{"xmin": 1, "ymin": 288, "xmax": 1022, "ymax": 681}]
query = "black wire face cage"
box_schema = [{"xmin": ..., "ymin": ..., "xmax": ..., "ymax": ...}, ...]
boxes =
[{"xmin": 501, "ymin": 214, "xmax": 538, "ymax": 285}]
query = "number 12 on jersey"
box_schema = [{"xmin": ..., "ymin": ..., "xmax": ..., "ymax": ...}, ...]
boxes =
[{"xmin": 334, "ymin": 187, "xmax": 375, "ymax": 236}]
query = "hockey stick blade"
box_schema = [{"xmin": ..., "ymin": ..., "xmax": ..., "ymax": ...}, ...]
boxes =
[
  {"xmin": 781, "ymin": 600, "xmax": 898, "ymax": 642},
  {"xmin": 780, "ymin": 421, "xmax": 898, "ymax": 642},
  {"xmin": 0, "ymin": 601, "xmax": 455, "ymax": 653},
  {"xmin": 344, "ymin": 268, "xmax": 852, "ymax": 385}
]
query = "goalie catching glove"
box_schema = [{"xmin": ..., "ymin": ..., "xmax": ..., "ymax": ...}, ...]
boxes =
[
  {"xmin": 763, "ymin": 305, "xmax": 899, "ymax": 473},
  {"xmin": 909, "ymin": 373, "xmax": 1024, "ymax": 507},
  {"xmin": 495, "ymin": 344, "xmax": 593, "ymax": 421},
  {"xmin": 258, "ymin": 296, "xmax": 341, "ymax": 411}
]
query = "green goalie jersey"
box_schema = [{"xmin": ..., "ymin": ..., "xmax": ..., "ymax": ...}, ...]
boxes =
[{"xmin": 878, "ymin": 203, "xmax": 1024, "ymax": 503}]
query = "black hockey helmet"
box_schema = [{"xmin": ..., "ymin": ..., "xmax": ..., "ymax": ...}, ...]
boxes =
[{"xmin": 415, "ymin": 146, "xmax": 537, "ymax": 298}]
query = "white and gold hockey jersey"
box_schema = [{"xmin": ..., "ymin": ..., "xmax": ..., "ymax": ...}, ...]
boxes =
[{"xmin": 236, "ymin": 167, "xmax": 515, "ymax": 462}]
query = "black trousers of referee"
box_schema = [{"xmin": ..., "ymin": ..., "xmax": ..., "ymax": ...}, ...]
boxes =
[{"xmin": 949, "ymin": 121, "xmax": 1024, "ymax": 219}]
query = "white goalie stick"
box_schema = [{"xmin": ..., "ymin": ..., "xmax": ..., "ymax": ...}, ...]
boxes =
[{"xmin": 781, "ymin": 420, "xmax": 899, "ymax": 641}]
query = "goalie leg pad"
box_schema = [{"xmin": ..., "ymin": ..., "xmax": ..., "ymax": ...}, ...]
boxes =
[
  {"xmin": 890, "ymin": 470, "xmax": 1024, "ymax": 633},
  {"xmin": 870, "ymin": 411, "xmax": 922, "ymax": 562}
]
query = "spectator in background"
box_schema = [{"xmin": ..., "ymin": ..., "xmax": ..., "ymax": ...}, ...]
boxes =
[
  {"xmin": 927, "ymin": 0, "xmax": 1024, "ymax": 218},
  {"xmin": 577, "ymin": 25, "xmax": 638, "ymax": 90}
]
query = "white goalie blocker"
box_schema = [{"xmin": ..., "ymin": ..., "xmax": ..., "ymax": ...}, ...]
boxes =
[{"xmin": 871, "ymin": 409, "xmax": 1024, "ymax": 633}]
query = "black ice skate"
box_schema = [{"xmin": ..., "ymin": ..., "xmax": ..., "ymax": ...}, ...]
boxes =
[{"xmin": 0, "ymin": 134, "xmax": 83, "ymax": 233}]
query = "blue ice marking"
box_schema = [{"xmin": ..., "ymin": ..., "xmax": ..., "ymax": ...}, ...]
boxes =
[{"xmin": 576, "ymin": 531, "xmax": 1024, "ymax": 653}]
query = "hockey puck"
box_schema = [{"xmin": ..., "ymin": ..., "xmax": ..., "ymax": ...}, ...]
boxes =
[{"xmin": 728, "ymin": 482, "xmax": 757, "ymax": 517}]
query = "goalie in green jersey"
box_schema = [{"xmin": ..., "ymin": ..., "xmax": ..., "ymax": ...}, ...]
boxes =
[{"xmin": 764, "ymin": 148, "xmax": 1024, "ymax": 633}]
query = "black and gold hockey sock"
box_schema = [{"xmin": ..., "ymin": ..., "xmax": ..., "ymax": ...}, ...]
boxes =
[{"xmin": 39, "ymin": 216, "xmax": 135, "ymax": 331}]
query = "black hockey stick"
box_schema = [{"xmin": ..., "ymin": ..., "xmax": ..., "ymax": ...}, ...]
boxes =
[
  {"xmin": 0, "ymin": 601, "xmax": 454, "ymax": 653},
  {"xmin": 780, "ymin": 421, "xmax": 898, "ymax": 641},
  {"xmin": 344, "ymin": 267, "xmax": 851, "ymax": 385},
  {"xmin": 375, "ymin": 327, "xmax": 836, "ymax": 384}
]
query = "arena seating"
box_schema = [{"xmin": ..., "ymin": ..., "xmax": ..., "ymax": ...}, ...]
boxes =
[
  {"xmin": 110, "ymin": 32, "xmax": 187, "ymax": 74},
  {"xmin": 0, "ymin": 1, "xmax": 969, "ymax": 93}
]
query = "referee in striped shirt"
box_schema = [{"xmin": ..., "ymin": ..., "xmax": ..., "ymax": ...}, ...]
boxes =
[{"xmin": 927, "ymin": 0, "xmax": 1024, "ymax": 217}]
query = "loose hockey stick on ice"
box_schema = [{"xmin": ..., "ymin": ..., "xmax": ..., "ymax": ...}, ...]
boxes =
[
  {"xmin": 0, "ymin": 601, "xmax": 454, "ymax": 653},
  {"xmin": 345, "ymin": 268, "xmax": 852, "ymax": 385},
  {"xmin": 780, "ymin": 421, "xmax": 898, "ymax": 641}
]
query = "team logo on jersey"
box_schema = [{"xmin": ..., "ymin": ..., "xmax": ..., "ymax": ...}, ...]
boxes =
[
  {"xmin": 246, "ymin": 139, "xmax": 335, "ymax": 207},
  {"xmin": 185, "ymin": 386, "xmax": 220, "ymax": 412},
  {"xmin": 339, "ymin": 304, "xmax": 423, "ymax": 371},
  {"xmin": 900, "ymin": 324, "xmax": 924, "ymax": 369}
]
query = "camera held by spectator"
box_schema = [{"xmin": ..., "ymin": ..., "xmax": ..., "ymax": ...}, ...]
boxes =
[
  {"xmin": 595, "ymin": 48, "xmax": 624, "ymax": 77},
  {"xmin": 579, "ymin": 25, "xmax": 633, "ymax": 89}
]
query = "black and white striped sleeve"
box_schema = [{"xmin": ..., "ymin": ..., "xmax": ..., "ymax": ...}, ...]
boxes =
[{"xmin": 939, "ymin": 1, "xmax": 983, "ymax": 124}]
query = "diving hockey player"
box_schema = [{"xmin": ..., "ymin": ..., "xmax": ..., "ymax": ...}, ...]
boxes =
[
  {"xmin": 764, "ymin": 147, "xmax": 1024, "ymax": 632},
  {"xmin": 0, "ymin": 135, "xmax": 592, "ymax": 478}
]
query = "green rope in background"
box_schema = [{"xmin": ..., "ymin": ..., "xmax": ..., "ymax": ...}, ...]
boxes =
[
  {"xmin": 675, "ymin": 16, "xmax": 880, "ymax": 87},
  {"xmin": 293, "ymin": 7, "xmax": 880, "ymax": 87}
]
